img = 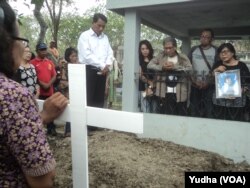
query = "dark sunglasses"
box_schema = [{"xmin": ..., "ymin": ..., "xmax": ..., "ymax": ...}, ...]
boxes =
[{"xmin": 12, "ymin": 36, "xmax": 29, "ymax": 47}]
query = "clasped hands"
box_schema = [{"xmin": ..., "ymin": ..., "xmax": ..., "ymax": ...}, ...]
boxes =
[
  {"xmin": 162, "ymin": 61, "xmax": 174, "ymax": 71},
  {"xmin": 193, "ymin": 80, "xmax": 209, "ymax": 89},
  {"xmin": 100, "ymin": 65, "xmax": 110, "ymax": 76},
  {"xmin": 39, "ymin": 81, "xmax": 53, "ymax": 90}
]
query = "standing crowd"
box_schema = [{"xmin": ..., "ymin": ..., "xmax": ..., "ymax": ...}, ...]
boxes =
[
  {"xmin": 0, "ymin": 1, "xmax": 68, "ymax": 187},
  {"xmin": 0, "ymin": 0, "xmax": 114, "ymax": 185},
  {"xmin": 139, "ymin": 29, "xmax": 250, "ymax": 121},
  {"xmin": 1, "ymin": 0, "xmax": 249, "ymax": 187},
  {"xmin": 12, "ymin": 41, "xmax": 78, "ymax": 137}
]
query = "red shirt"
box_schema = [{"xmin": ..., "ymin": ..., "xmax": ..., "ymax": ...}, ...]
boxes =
[{"xmin": 31, "ymin": 57, "xmax": 56, "ymax": 96}]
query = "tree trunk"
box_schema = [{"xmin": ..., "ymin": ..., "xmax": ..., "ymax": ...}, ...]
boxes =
[
  {"xmin": 45, "ymin": 0, "xmax": 64, "ymax": 47},
  {"xmin": 33, "ymin": 1, "xmax": 48, "ymax": 43}
]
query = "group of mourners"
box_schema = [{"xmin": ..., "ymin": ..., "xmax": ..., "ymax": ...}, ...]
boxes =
[
  {"xmin": 12, "ymin": 40, "xmax": 78, "ymax": 137},
  {"xmin": 138, "ymin": 28, "xmax": 250, "ymax": 121},
  {"xmin": 0, "ymin": 1, "xmax": 69, "ymax": 186},
  {"xmin": 1, "ymin": 0, "xmax": 250, "ymax": 186},
  {"xmin": 0, "ymin": 0, "xmax": 115, "ymax": 184}
]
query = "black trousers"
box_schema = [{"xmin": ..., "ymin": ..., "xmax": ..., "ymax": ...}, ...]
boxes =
[
  {"xmin": 213, "ymin": 105, "xmax": 244, "ymax": 121},
  {"xmin": 86, "ymin": 65, "xmax": 106, "ymax": 108},
  {"xmin": 189, "ymin": 85, "xmax": 214, "ymax": 118},
  {"xmin": 164, "ymin": 93, "xmax": 187, "ymax": 116}
]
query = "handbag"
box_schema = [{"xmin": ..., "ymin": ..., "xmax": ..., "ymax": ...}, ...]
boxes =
[{"xmin": 165, "ymin": 70, "xmax": 184, "ymax": 87}]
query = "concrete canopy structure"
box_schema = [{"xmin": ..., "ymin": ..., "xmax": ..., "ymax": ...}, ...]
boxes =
[
  {"xmin": 107, "ymin": 0, "xmax": 250, "ymax": 39},
  {"xmin": 107, "ymin": 0, "xmax": 250, "ymax": 112},
  {"xmin": 106, "ymin": 0, "xmax": 250, "ymax": 163}
]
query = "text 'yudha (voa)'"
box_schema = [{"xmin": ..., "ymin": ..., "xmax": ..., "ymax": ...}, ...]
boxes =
[{"xmin": 185, "ymin": 172, "xmax": 250, "ymax": 187}]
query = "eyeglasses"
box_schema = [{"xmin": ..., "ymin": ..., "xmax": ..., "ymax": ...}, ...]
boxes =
[
  {"xmin": 12, "ymin": 36, "xmax": 29, "ymax": 47},
  {"xmin": 220, "ymin": 49, "xmax": 231, "ymax": 55},
  {"xmin": 200, "ymin": 35, "xmax": 211, "ymax": 39}
]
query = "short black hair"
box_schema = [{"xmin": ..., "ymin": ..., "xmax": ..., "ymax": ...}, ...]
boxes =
[
  {"xmin": 201, "ymin": 28, "xmax": 215, "ymax": 39},
  {"xmin": 217, "ymin": 42, "xmax": 237, "ymax": 60},
  {"xmin": 64, "ymin": 47, "xmax": 78, "ymax": 62},
  {"xmin": 93, "ymin": 13, "xmax": 107, "ymax": 23}
]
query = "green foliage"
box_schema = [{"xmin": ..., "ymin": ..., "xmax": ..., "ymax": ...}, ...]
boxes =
[
  {"xmin": 31, "ymin": 0, "xmax": 44, "ymax": 6},
  {"xmin": 19, "ymin": 16, "xmax": 40, "ymax": 52},
  {"xmin": 18, "ymin": 2, "xmax": 250, "ymax": 61},
  {"xmin": 105, "ymin": 11, "xmax": 124, "ymax": 50},
  {"xmin": 17, "ymin": 2, "xmax": 165, "ymax": 57},
  {"xmin": 56, "ymin": 13, "xmax": 91, "ymax": 52},
  {"xmin": 84, "ymin": 3, "xmax": 106, "ymax": 16},
  {"xmin": 141, "ymin": 24, "xmax": 166, "ymax": 54}
]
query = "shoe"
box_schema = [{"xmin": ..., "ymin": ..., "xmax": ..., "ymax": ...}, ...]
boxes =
[{"xmin": 50, "ymin": 128, "xmax": 57, "ymax": 136}]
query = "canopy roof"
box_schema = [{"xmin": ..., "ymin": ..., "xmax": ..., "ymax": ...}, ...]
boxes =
[{"xmin": 107, "ymin": 0, "xmax": 250, "ymax": 39}]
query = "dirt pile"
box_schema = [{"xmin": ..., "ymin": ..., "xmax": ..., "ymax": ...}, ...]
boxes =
[{"xmin": 48, "ymin": 130, "xmax": 250, "ymax": 188}]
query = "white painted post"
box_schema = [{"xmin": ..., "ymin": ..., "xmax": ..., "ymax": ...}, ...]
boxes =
[
  {"xmin": 68, "ymin": 65, "xmax": 89, "ymax": 188},
  {"xmin": 37, "ymin": 64, "xmax": 143, "ymax": 188}
]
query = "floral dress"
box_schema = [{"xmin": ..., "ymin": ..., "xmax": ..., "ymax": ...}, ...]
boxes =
[{"xmin": 0, "ymin": 73, "xmax": 56, "ymax": 187}]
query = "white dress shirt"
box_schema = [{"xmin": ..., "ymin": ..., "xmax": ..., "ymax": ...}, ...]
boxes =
[{"xmin": 77, "ymin": 28, "xmax": 113, "ymax": 70}]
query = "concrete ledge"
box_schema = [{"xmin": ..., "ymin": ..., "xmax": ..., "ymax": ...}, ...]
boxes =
[
  {"xmin": 138, "ymin": 113, "xmax": 250, "ymax": 163},
  {"xmin": 107, "ymin": 0, "xmax": 191, "ymax": 10}
]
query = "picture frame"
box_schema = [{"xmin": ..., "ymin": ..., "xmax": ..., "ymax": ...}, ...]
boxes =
[{"xmin": 215, "ymin": 69, "xmax": 241, "ymax": 98}]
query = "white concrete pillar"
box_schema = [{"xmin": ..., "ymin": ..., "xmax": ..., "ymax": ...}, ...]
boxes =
[{"xmin": 122, "ymin": 9, "xmax": 141, "ymax": 112}]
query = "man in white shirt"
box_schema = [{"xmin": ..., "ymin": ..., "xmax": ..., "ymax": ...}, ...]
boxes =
[{"xmin": 77, "ymin": 13, "xmax": 113, "ymax": 108}]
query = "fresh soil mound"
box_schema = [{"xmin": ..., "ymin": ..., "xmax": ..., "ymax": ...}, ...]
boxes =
[{"xmin": 48, "ymin": 130, "xmax": 250, "ymax": 188}]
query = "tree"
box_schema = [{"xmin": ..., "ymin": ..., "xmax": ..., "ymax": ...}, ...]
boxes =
[
  {"xmin": 44, "ymin": 0, "xmax": 72, "ymax": 47},
  {"xmin": 56, "ymin": 13, "xmax": 91, "ymax": 53},
  {"xmin": 29, "ymin": 0, "xmax": 73, "ymax": 44},
  {"xmin": 105, "ymin": 11, "xmax": 124, "ymax": 58},
  {"xmin": 18, "ymin": 15, "xmax": 40, "ymax": 50},
  {"xmin": 31, "ymin": 0, "xmax": 47, "ymax": 43},
  {"xmin": 141, "ymin": 24, "xmax": 166, "ymax": 53}
]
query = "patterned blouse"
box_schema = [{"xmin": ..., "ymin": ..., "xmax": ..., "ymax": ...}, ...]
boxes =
[
  {"xmin": 0, "ymin": 73, "xmax": 56, "ymax": 187},
  {"xmin": 15, "ymin": 64, "xmax": 38, "ymax": 95}
]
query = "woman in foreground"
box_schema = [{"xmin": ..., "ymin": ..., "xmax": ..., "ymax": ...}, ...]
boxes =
[{"xmin": 0, "ymin": 0, "xmax": 68, "ymax": 187}]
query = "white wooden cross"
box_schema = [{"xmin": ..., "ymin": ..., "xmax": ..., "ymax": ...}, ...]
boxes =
[{"xmin": 37, "ymin": 64, "xmax": 143, "ymax": 188}]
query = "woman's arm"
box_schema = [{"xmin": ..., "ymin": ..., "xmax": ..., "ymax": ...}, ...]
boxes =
[
  {"xmin": 40, "ymin": 92, "xmax": 68, "ymax": 124},
  {"xmin": 139, "ymin": 67, "xmax": 154, "ymax": 87},
  {"xmin": 25, "ymin": 170, "xmax": 56, "ymax": 188},
  {"xmin": 147, "ymin": 54, "xmax": 163, "ymax": 71}
]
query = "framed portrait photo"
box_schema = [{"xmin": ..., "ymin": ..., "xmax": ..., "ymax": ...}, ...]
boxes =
[{"xmin": 215, "ymin": 69, "xmax": 241, "ymax": 99}]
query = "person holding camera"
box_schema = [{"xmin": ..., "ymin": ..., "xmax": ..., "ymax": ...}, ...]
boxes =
[{"xmin": 147, "ymin": 37, "xmax": 192, "ymax": 115}]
